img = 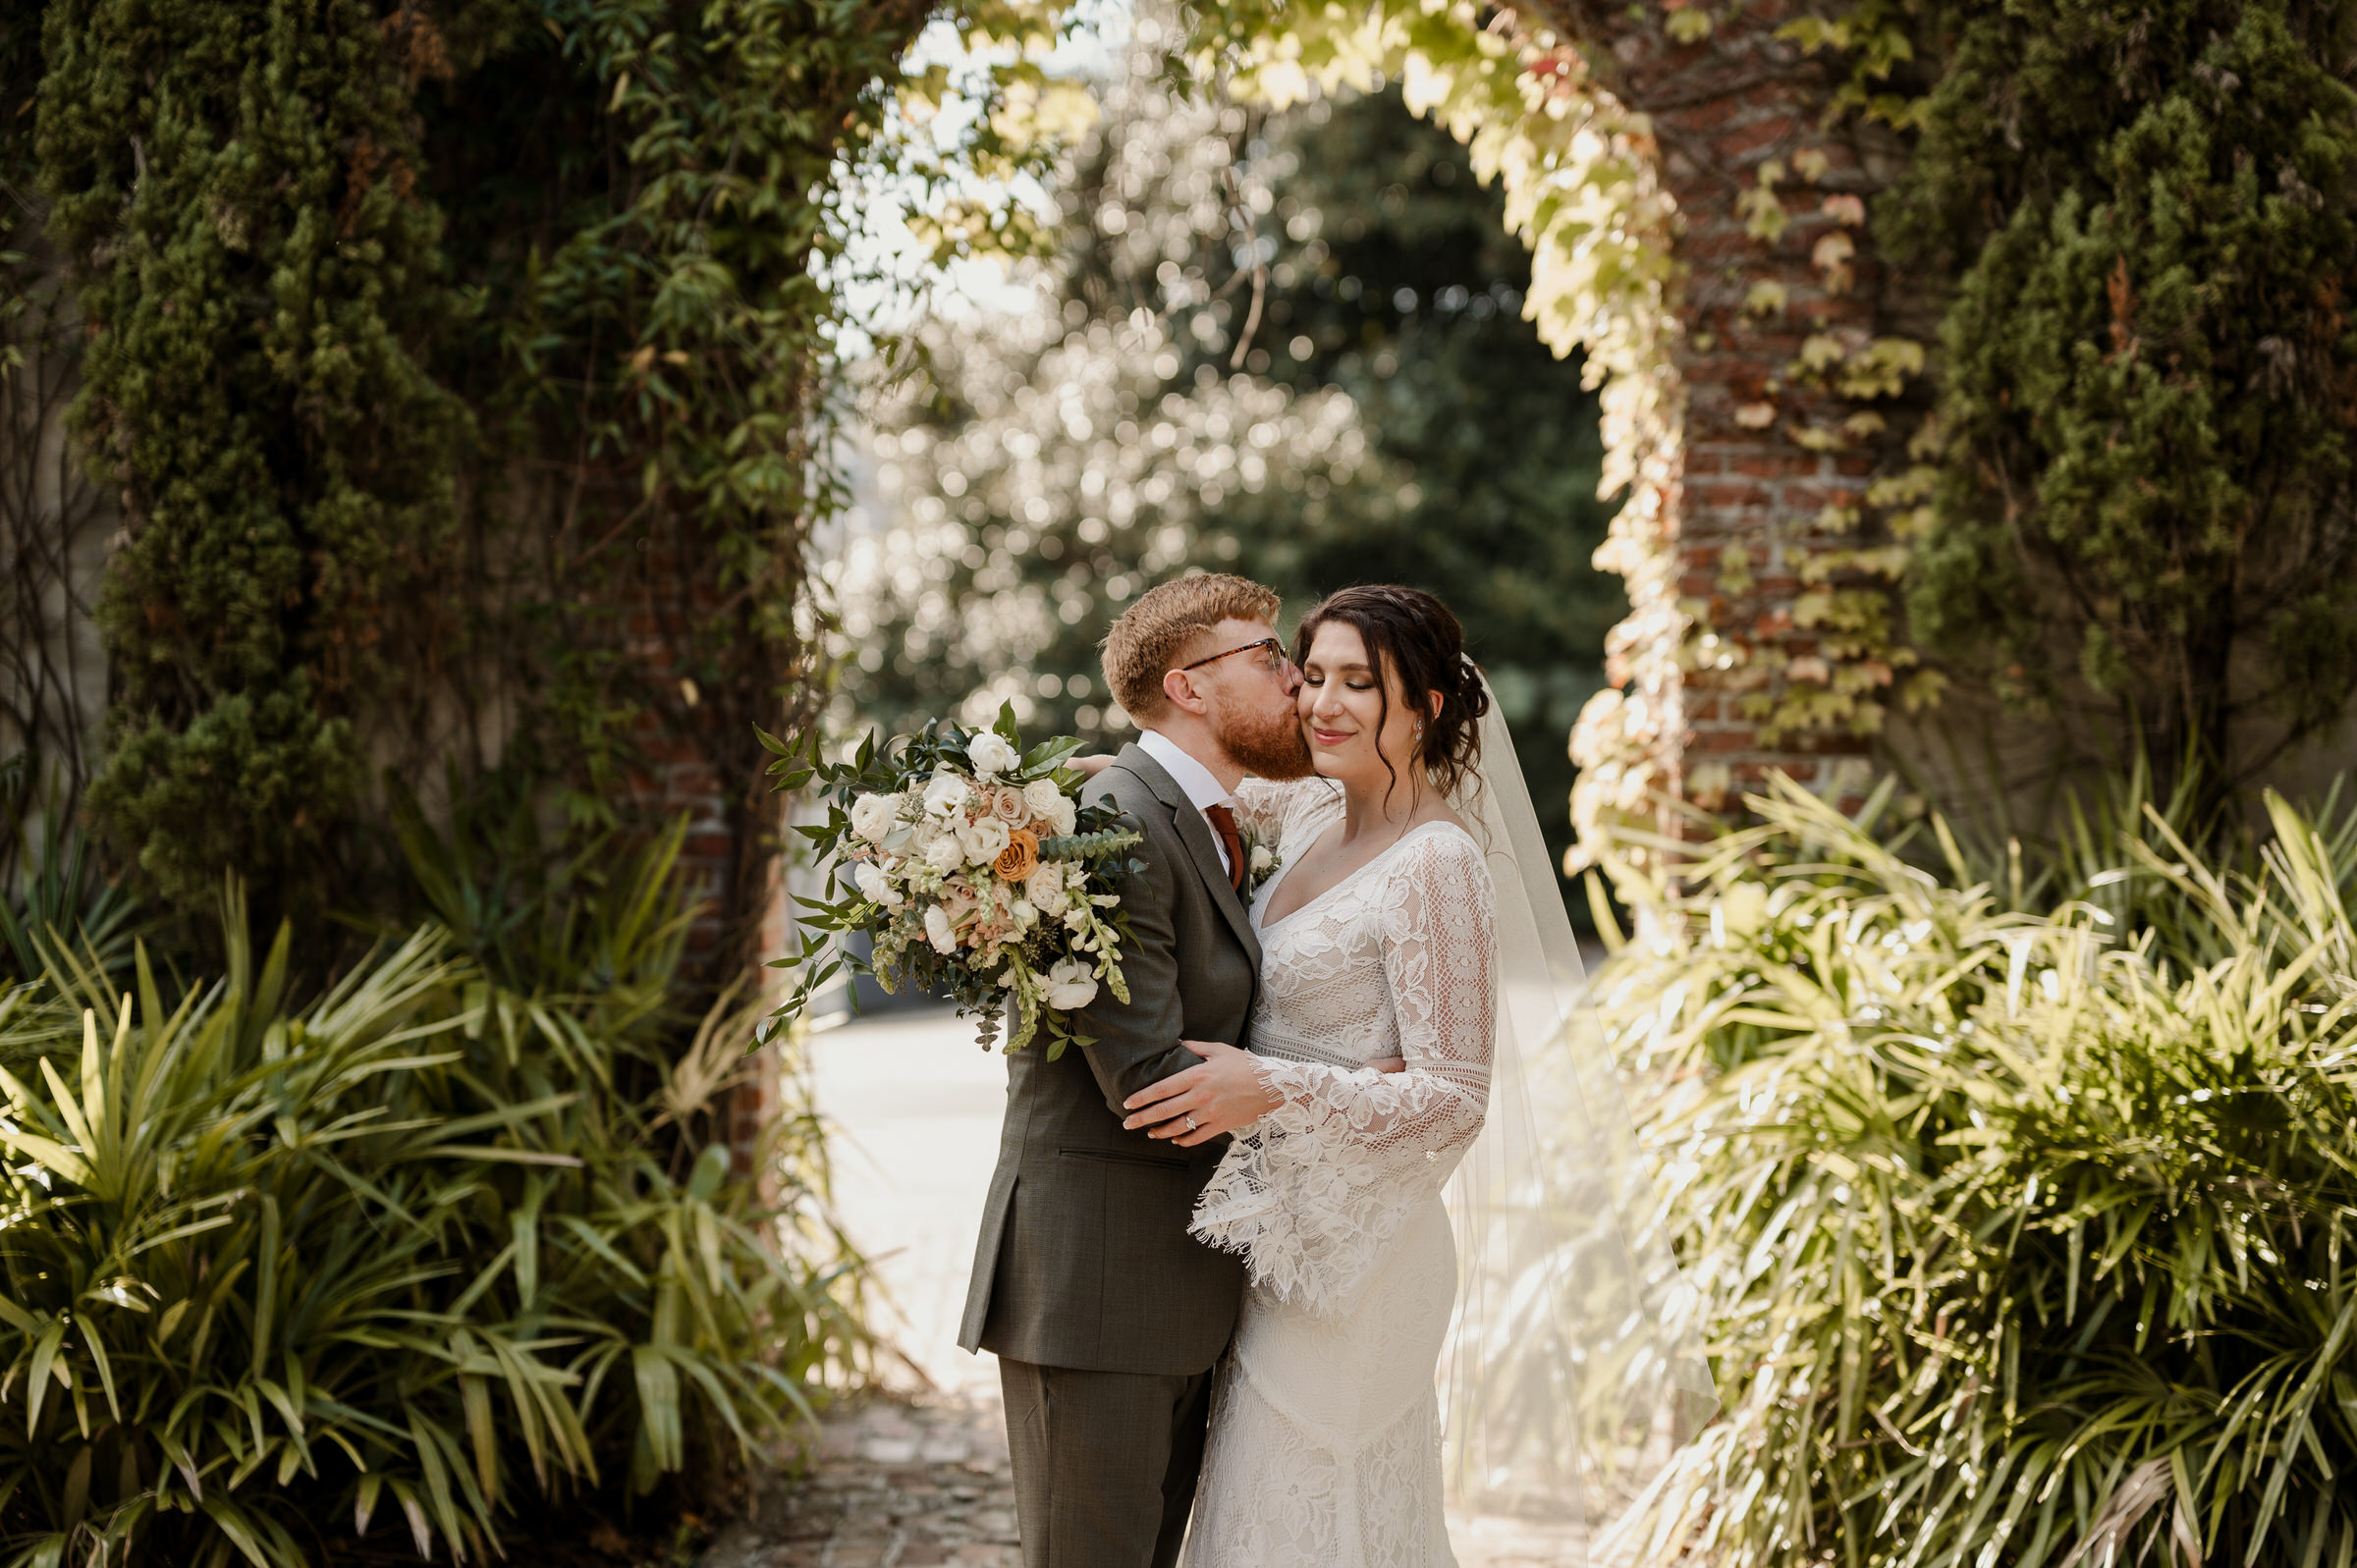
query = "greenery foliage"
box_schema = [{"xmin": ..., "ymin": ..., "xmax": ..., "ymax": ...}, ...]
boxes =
[
  {"xmin": 0, "ymin": 828, "xmax": 858, "ymax": 1566},
  {"xmin": 1596, "ymin": 775, "xmax": 2357, "ymax": 1568},
  {"xmin": 1891, "ymin": 0, "xmax": 2357, "ymax": 801},
  {"xmin": 38, "ymin": 0, "xmax": 461, "ymax": 918},
  {"xmin": 15, "ymin": 0, "xmax": 1071, "ymax": 943}
]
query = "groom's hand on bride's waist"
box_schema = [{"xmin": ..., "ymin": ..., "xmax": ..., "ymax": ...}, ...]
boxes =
[{"xmin": 1121, "ymin": 1040, "xmax": 1405, "ymax": 1147}]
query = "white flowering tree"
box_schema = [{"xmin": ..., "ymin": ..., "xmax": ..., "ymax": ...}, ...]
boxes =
[{"xmin": 833, "ymin": 8, "xmax": 1623, "ymax": 889}]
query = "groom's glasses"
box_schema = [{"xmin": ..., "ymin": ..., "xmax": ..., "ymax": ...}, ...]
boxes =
[{"xmin": 1179, "ymin": 636, "xmax": 1291, "ymax": 675}]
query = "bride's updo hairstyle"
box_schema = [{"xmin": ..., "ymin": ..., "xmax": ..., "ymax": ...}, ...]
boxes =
[{"xmin": 1291, "ymin": 584, "xmax": 1490, "ymax": 800}]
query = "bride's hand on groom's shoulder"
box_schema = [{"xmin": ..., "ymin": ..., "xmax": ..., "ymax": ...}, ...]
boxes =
[
  {"xmin": 1121, "ymin": 1039, "xmax": 1282, "ymax": 1146},
  {"xmin": 1072, "ymin": 753, "xmax": 1115, "ymax": 777}
]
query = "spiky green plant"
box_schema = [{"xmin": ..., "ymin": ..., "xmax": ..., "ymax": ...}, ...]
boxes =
[
  {"xmin": 0, "ymin": 847, "xmax": 859, "ymax": 1566},
  {"xmin": 1595, "ymin": 775, "xmax": 2357, "ymax": 1568}
]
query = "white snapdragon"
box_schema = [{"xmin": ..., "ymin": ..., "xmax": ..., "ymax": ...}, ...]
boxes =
[
  {"xmin": 851, "ymin": 862, "xmax": 904, "ymax": 906},
  {"xmin": 924, "ymin": 905, "xmax": 959, "ymax": 955},
  {"xmin": 922, "ymin": 772, "xmax": 970, "ymax": 818},
  {"xmin": 957, "ymin": 816, "xmax": 1012, "ymax": 867},
  {"xmin": 966, "ymin": 731, "xmax": 1020, "ymax": 777},
  {"xmin": 848, "ymin": 791, "xmax": 902, "ymax": 843},
  {"xmin": 1041, "ymin": 957, "xmax": 1099, "ymax": 1010}
]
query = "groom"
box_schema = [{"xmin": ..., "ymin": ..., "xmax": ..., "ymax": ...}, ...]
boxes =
[{"xmin": 959, "ymin": 573, "xmax": 1312, "ymax": 1568}]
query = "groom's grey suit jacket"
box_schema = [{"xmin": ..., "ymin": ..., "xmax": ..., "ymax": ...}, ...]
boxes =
[{"xmin": 959, "ymin": 741, "xmax": 1259, "ymax": 1375}]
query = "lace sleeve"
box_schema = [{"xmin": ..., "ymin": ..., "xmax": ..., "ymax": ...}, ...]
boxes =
[{"xmin": 1190, "ymin": 829, "xmax": 1498, "ymax": 1314}]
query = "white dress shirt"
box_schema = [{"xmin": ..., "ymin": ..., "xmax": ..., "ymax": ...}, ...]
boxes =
[{"xmin": 1137, "ymin": 728, "xmax": 1236, "ymax": 879}]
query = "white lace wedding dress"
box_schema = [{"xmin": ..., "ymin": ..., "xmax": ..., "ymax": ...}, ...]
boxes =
[{"xmin": 1181, "ymin": 779, "xmax": 1498, "ymax": 1568}]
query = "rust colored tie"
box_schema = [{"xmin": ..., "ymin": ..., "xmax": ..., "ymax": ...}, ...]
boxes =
[{"xmin": 1203, "ymin": 803, "xmax": 1246, "ymax": 892}]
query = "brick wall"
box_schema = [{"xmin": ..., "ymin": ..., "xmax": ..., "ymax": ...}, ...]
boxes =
[
  {"xmin": 623, "ymin": 543, "xmax": 797, "ymax": 1188},
  {"xmin": 1536, "ymin": 0, "xmax": 1923, "ymax": 815}
]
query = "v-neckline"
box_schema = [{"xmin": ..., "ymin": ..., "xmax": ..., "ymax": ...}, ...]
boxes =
[{"xmin": 1252, "ymin": 818, "xmax": 1466, "ymax": 938}]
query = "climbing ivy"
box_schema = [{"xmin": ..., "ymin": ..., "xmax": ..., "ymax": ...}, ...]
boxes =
[{"xmin": 21, "ymin": 0, "xmax": 1072, "ymax": 940}]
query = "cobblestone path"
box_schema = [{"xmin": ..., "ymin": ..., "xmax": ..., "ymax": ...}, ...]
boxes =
[
  {"xmin": 700, "ymin": 1007, "xmax": 1587, "ymax": 1568},
  {"xmin": 702, "ymin": 1388, "xmax": 1587, "ymax": 1568},
  {"xmin": 703, "ymin": 1396, "xmax": 1019, "ymax": 1568}
]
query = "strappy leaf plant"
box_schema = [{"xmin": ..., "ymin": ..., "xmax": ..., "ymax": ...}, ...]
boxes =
[
  {"xmin": 0, "ymin": 838, "xmax": 860, "ymax": 1566},
  {"xmin": 1596, "ymin": 775, "xmax": 2357, "ymax": 1568}
]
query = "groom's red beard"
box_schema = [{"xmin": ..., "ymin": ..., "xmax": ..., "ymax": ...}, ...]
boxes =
[{"xmin": 1217, "ymin": 701, "xmax": 1315, "ymax": 780}]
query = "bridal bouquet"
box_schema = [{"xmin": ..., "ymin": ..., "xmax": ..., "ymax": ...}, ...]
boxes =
[{"xmin": 758, "ymin": 707, "xmax": 1144, "ymax": 1056}]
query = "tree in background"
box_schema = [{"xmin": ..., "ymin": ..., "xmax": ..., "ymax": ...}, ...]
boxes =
[
  {"xmin": 1892, "ymin": 0, "xmax": 2357, "ymax": 815},
  {"xmin": 838, "ymin": 16, "xmax": 1620, "ymax": 886}
]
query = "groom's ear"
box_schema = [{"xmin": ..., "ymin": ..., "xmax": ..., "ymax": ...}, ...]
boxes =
[{"xmin": 1163, "ymin": 667, "xmax": 1209, "ymax": 716}]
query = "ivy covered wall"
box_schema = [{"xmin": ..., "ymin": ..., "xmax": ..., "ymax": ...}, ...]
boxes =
[{"xmin": 6, "ymin": 0, "xmax": 961, "ymax": 968}]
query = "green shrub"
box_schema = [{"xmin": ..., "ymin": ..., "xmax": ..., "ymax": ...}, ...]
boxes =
[
  {"xmin": 1597, "ymin": 777, "xmax": 2357, "ymax": 1568},
  {"xmin": 0, "ymin": 831, "xmax": 860, "ymax": 1567}
]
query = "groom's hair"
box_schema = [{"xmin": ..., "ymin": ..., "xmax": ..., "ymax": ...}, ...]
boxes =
[{"xmin": 1102, "ymin": 573, "xmax": 1281, "ymax": 723}]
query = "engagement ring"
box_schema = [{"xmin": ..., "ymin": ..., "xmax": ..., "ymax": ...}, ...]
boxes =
[{"xmin": 1185, "ymin": 1115, "xmax": 1198, "ymax": 1133}]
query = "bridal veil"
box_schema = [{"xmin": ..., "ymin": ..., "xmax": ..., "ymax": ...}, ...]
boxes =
[{"xmin": 1439, "ymin": 683, "xmax": 1719, "ymax": 1544}]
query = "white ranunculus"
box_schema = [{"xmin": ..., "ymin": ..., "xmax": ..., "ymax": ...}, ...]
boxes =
[
  {"xmin": 924, "ymin": 905, "xmax": 959, "ymax": 955},
  {"xmin": 958, "ymin": 816, "xmax": 1012, "ymax": 866},
  {"xmin": 921, "ymin": 772, "xmax": 970, "ymax": 819},
  {"xmin": 1041, "ymin": 957, "xmax": 1099, "ymax": 1011},
  {"xmin": 1024, "ymin": 863, "xmax": 1070, "ymax": 917},
  {"xmin": 851, "ymin": 862, "xmax": 904, "ymax": 906},
  {"xmin": 923, "ymin": 832, "xmax": 966, "ymax": 874},
  {"xmin": 848, "ymin": 791, "xmax": 902, "ymax": 843},
  {"xmin": 966, "ymin": 730, "xmax": 1020, "ymax": 777}
]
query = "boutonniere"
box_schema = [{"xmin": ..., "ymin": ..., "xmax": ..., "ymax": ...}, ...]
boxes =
[{"xmin": 1241, "ymin": 827, "xmax": 1281, "ymax": 898}]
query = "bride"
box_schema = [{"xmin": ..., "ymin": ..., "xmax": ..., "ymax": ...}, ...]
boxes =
[{"xmin": 1119, "ymin": 583, "xmax": 1503, "ymax": 1566}]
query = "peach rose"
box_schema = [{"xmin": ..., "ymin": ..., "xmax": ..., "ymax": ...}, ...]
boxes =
[
  {"xmin": 992, "ymin": 785, "xmax": 1028, "ymax": 823},
  {"xmin": 994, "ymin": 827, "xmax": 1041, "ymax": 883}
]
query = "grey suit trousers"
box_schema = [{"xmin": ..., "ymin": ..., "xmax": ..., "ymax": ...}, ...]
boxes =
[
  {"xmin": 998, "ymin": 1356, "xmax": 1213, "ymax": 1568},
  {"xmin": 959, "ymin": 744, "xmax": 1263, "ymax": 1566}
]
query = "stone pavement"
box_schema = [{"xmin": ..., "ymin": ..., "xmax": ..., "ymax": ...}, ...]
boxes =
[
  {"xmin": 701, "ymin": 1395, "xmax": 1018, "ymax": 1568},
  {"xmin": 700, "ymin": 1004, "xmax": 1585, "ymax": 1567},
  {"xmin": 703, "ymin": 1390, "xmax": 1586, "ymax": 1568}
]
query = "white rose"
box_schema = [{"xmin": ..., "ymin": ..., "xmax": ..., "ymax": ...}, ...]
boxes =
[
  {"xmin": 923, "ymin": 832, "xmax": 966, "ymax": 874},
  {"xmin": 958, "ymin": 816, "xmax": 1012, "ymax": 867},
  {"xmin": 1022, "ymin": 779, "xmax": 1066, "ymax": 822},
  {"xmin": 921, "ymin": 772, "xmax": 970, "ymax": 819},
  {"xmin": 851, "ymin": 862, "xmax": 904, "ymax": 906},
  {"xmin": 1041, "ymin": 957, "xmax": 1099, "ymax": 1011},
  {"xmin": 1024, "ymin": 862, "xmax": 1070, "ymax": 917},
  {"xmin": 924, "ymin": 905, "xmax": 959, "ymax": 955},
  {"xmin": 966, "ymin": 731, "xmax": 1020, "ymax": 777},
  {"xmin": 848, "ymin": 792, "xmax": 901, "ymax": 843},
  {"xmin": 1249, "ymin": 844, "xmax": 1275, "ymax": 875},
  {"xmin": 1040, "ymin": 793, "xmax": 1077, "ymax": 837}
]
